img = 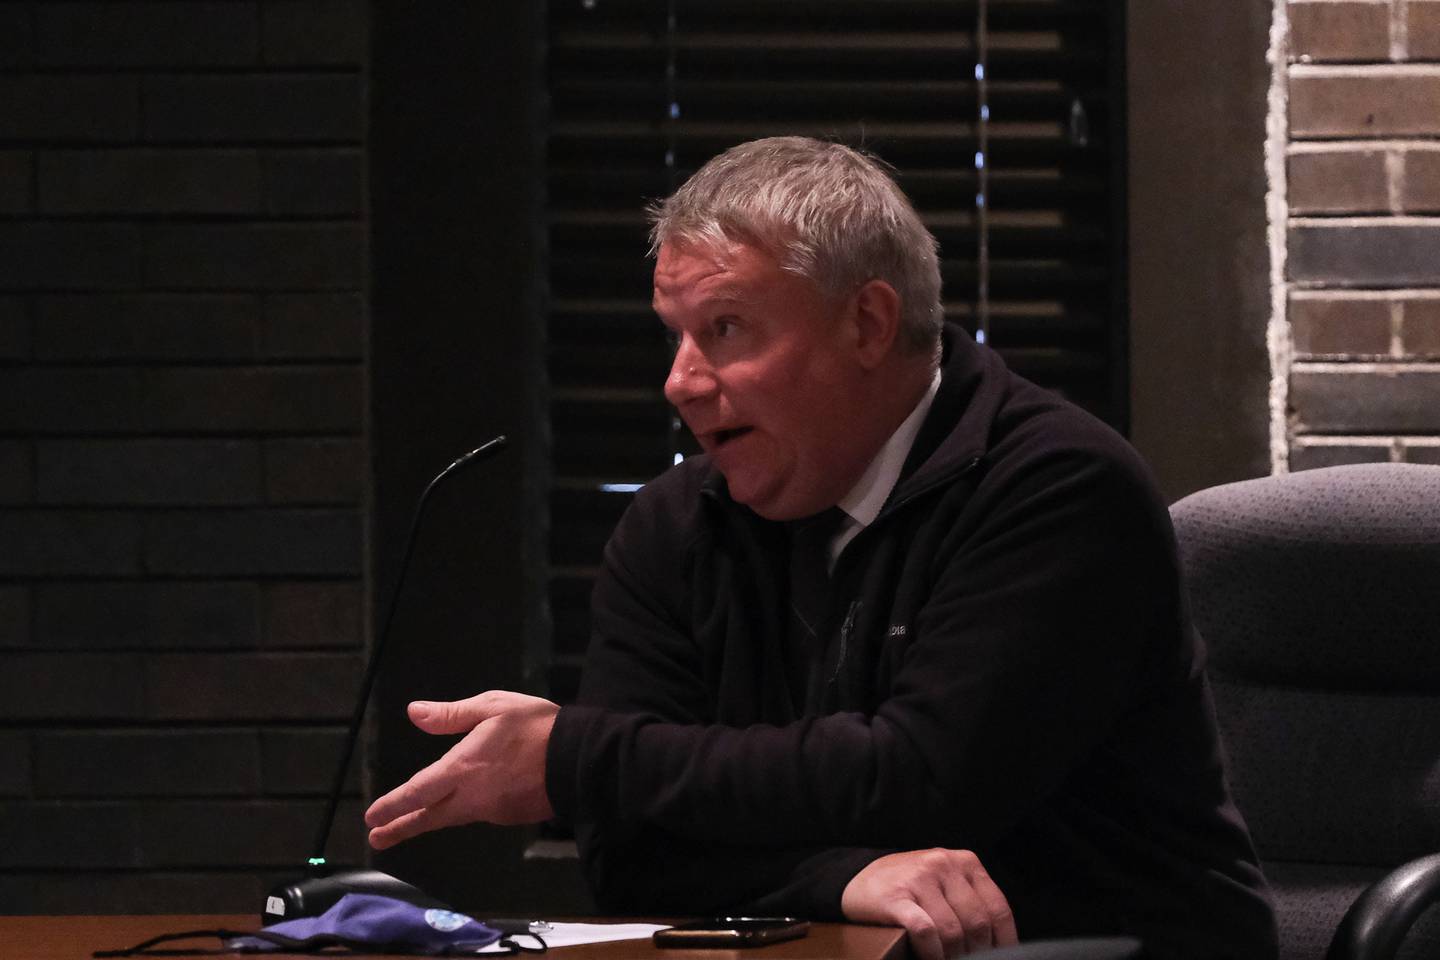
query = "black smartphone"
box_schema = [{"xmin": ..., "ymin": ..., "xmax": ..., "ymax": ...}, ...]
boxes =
[{"xmin": 653, "ymin": 917, "xmax": 810, "ymax": 948}]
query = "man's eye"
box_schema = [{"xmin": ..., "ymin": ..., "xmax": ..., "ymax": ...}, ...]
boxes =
[
  {"xmin": 714, "ymin": 318, "xmax": 738, "ymax": 338},
  {"xmin": 663, "ymin": 329, "xmax": 681, "ymax": 350}
]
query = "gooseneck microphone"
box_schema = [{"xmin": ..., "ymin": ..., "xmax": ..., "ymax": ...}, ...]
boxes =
[{"xmin": 262, "ymin": 435, "xmax": 509, "ymax": 924}]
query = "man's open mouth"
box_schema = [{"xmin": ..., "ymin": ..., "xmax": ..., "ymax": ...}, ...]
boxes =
[{"xmin": 713, "ymin": 426, "xmax": 753, "ymax": 447}]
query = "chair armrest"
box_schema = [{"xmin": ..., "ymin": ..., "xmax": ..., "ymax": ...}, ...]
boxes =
[{"xmin": 1326, "ymin": 853, "xmax": 1440, "ymax": 960}]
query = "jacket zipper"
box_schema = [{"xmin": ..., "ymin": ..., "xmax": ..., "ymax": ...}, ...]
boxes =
[{"xmin": 829, "ymin": 599, "xmax": 861, "ymax": 683}]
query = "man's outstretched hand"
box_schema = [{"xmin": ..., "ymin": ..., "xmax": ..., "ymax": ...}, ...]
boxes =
[
  {"xmin": 841, "ymin": 848, "xmax": 1017, "ymax": 960},
  {"xmin": 365, "ymin": 691, "xmax": 559, "ymax": 850}
]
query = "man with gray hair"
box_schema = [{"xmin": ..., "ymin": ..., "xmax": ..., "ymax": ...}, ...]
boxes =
[{"xmin": 366, "ymin": 137, "xmax": 1277, "ymax": 958}]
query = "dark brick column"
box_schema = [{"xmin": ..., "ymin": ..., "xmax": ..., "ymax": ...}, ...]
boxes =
[{"xmin": 0, "ymin": 0, "xmax": 370, "ymax": 912}]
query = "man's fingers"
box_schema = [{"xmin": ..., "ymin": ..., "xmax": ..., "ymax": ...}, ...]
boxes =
[
  {"xmin": 910, "ymin": 884, "xmax": 967, "ymax": 958},
  {"xmin": 887, "ymin": 899, "xmax": 946, "ymax": 960},
  {"xmin": 928, "ymin": 852, "xmax": 1016, "ymax": 952},
  {"xmin": 364, "ymin": 689, "xmax": 558, "ymax": 848},
  {"xmin": 841, "ymin": 848, "xmax": 1016, "ymax": 958},
  {"xmin": 408, "ymin": 692, "xmax": 502, "ymax": 735},
  {"xmin": 364, "ymin": 755, "xmax": 462, "ymax": 830},
  {"xmin": 367, "ymin": 808, "xmax": 424, "ymax": 851},
  {"xmin": 966, "ymin": 869, "xmax": 1017, "ymax": 947},
  {"xmin": 367, "ymin": 799, "xmax": 456, "ymax": 851},
  {"xmin": 937, "ymin": 875, "xmax": 994, "ymax": 954}
]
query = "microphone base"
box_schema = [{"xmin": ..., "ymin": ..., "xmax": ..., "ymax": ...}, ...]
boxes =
[{"xmin": 262, "ymin": 867, "xmax": 451, "ymax": 925}]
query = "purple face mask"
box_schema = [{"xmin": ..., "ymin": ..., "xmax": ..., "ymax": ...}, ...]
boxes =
[
  {"xmin": 228, "ymin": 894, "xmax": 507, "ymax": 954},
  {"xmin": 94, "ymin": 893, "xmax": 524, "ymax": 957}
]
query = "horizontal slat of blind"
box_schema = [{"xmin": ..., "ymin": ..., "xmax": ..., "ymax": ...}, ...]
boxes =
[
  {"xmin": 549, "ymin": 167, "xmax": 1106, "ymax": 209},
  {"xmin": 550, "ymin": 255, "xmax": 1106, "ymax": 301},
  {"xmin": 544, "ymin": 0, "xmax": 1119, "ymax": 702}
]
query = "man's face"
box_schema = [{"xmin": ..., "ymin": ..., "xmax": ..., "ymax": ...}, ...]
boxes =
[{"xmin": 654, "ymin": 240, "xmax": 871, "ymax": 520}]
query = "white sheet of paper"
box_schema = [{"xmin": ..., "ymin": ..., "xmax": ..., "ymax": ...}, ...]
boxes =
[{"xmin": 480, "ymin": 921, "xmax": 669, "ymax": 952}]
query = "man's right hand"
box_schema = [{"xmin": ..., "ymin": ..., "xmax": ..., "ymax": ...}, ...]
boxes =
[{"xmin": 840, "ymin": 848, "xmax": 1017, "ymax": 960}]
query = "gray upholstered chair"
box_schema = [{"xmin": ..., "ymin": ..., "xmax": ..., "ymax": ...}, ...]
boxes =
[{"xmin": 1170, "ymin": 463, "xmax": 1440, "ymax": 960}]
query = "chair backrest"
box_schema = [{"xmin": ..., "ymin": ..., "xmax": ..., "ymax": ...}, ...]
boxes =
[{"xmin": 1170, "ymin": 463, "xmax": 1440, "ymax": 960}]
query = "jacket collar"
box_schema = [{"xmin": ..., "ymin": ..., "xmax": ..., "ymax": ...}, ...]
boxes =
[{"xmin": 890, "ymin": 323, "xmax": 1004, "ymax": 504}]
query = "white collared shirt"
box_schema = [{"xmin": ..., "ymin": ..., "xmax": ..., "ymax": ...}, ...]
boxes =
[{"xmin": 828, "ymin": 368, "xmax": 943, "ymax": 570}]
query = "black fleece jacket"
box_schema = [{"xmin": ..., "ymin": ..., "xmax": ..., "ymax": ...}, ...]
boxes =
[{"xmin": 546, "ymin": 328, "xmax": 1277, "ymax": 959}]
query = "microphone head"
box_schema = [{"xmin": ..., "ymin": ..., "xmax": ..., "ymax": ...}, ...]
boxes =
[{"xmin": 445, "ymin": 435, "xmax": 508, "ymax": 474}]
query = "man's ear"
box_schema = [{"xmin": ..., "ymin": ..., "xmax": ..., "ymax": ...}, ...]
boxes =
[{"xmin": 850, "ymin": 278, "xmax": 902, "ymax": 370}]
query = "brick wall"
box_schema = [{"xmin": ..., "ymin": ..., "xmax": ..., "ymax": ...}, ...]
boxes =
[
  {"xmin": 1282, "ymin": 0, "xmax": 1440, "ymax": 468},
  {"xmin": 0, "ymin": 1, "xmax": 369, "ymax": 912}
]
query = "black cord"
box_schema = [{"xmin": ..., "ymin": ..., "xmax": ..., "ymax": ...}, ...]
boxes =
[
  {"xmin": 498, "ymin": 934, "xmax": 549, "ymax": 954},
  {"xmin": 93, "ymin": 928, "xmax": 260, "ymax": 957}
]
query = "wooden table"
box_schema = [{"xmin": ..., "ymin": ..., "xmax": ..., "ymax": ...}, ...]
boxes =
[{"xmin": 0, "ymin": 915, "xmax": 909, "ymax": 960}]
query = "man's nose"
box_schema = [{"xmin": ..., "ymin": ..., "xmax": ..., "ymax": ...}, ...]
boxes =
[{"xmin": 664, "ymin": 335, "xmax": 716, "ymax": 407}]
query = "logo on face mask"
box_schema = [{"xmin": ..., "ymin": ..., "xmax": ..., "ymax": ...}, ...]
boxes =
[{"xmin": 425, "ymin": 909, "xmax": 476, "ymax": 932}]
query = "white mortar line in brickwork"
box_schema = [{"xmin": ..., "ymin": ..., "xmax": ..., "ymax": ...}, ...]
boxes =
[
  {"xmin": 1268, "ymin": 0, "xmax": 1292, "ymax": 475},
  {"xmin": 1291, "ymin": 359, "xmax": 1440, "ymax": 371},
  {"xmin": 1290, "ymin": 436, "xmax": 1404, "ymax": 462},
  {"xmin": 1296, "ymin": 141, "xmax": 1440, "ymax": 154},
  {"xmin": 1387, "ymin": 148, "xmax": 1406, "ymax": 211},
  {"xmin": 1392, "ymin": 0, "xmax": 1409, "ymax": 60},
  {"xmin": 1290, "ymin": 287, "xmax": 1440, "ymax": 299},
  {"xmin": 1289, "ymin": 281, "xmax": 1427, "ymax": 290},
  {"xmin": 1289, "ymin": 214, "xmax": 1440, "ymax": 225},
  {"xmin": 1287, "ymin": 141, "xmax": 1381, "ymax": 153},
  {"xmin": 1390, "ymin": 298, "xmax": 1406, "ymax": 354},
  {"xmin": 1293, "ymin": 136, "xmax": 1440, "ymax": 145},
  {"xmin": 1291, "ymin": 437, "xmax": 1393, "ymax": 447},
  {"xmin": 1289, "ymin": 62, "xmax": 1440, "ymax": 76},
  {"xmin": 1289, "ymin": 140, "xmax": 1440, "ymax": 152}
]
